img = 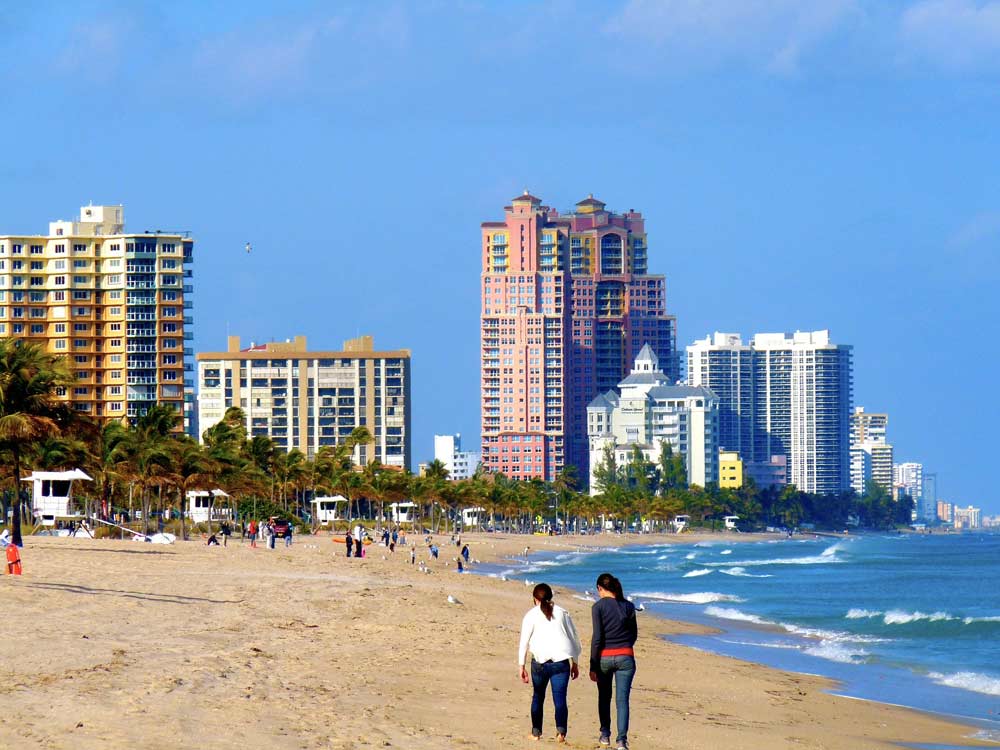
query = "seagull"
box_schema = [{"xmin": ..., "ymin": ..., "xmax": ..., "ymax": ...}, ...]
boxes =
[
  {"xmin": 447, "ymin": 595, "xmax": 462, "ymax": 605},
  {"xmin": 245, "ymin": 242, "xmax": 252, "ymax": 254}
]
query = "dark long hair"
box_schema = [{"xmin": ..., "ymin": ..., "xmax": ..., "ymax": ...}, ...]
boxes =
[
  {"xmin": 596, "ymin": 572, "xmax": 625, "ymax": 602},
  {"xmin": 533, "ymin": 582, "xmax": 555, "ymax": 620}
]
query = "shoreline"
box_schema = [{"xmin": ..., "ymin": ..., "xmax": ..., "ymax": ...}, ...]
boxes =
[
  {"xmin": 0, "ymin": 531, "xmax": 993, "ymax": 749},
  {"xmin": 473, "ymin": 531, "xmax": 998, "ymax": 746}
]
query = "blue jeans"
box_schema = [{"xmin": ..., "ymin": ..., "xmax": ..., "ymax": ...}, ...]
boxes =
[
  {"xmin": 285, "ymin": 535, "xmax": 292, "ymax": 547},
  {"xmin": 597, "ymin": 655, "xmax": 636, "ymax": 744},
  {"xmin": 530, "ymin": 659, "xmax": 571, "ymax": 736}
]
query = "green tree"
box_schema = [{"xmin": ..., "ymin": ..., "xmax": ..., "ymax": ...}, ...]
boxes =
[
  {"xmin": 592, "ymin": 443, "xmax": 621, "ymax": 495},
  {"xmin": 0, "ymin": 340, "xmax": 73, "ymax": 545}
]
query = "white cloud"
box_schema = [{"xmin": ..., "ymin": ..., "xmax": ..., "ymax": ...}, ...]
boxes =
[
  {"xmin": 604, "ymin": 0, "xmax": 860, "ymax": 75},
  {"xmin": 900, "ymin": 0, "xmax": 1000, "ymax": 70}
]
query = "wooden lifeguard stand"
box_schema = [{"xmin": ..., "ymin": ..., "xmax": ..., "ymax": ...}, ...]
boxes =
[{"xmin": 21, "ymin": 469, "xmax": 93, "ymax": 527}]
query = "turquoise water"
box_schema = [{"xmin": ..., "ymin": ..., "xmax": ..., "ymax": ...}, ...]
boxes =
[{"xmin": 489, "ymin": 533, "xmax": 1000, "ymax": 736}]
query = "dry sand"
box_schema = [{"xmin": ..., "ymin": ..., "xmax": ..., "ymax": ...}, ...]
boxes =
[{"xmin": 0, "ymin": 531, "xmax": 989, "ymax": 749}]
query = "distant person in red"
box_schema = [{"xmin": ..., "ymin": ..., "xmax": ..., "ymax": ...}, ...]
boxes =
[{"xmin": 247, "ymin": 519, "xmax": 258, "ymax": 549}]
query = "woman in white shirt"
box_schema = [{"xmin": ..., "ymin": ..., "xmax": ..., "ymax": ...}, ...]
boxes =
[{"xmin": 518, "ymin": 582, "xmax": 582, "ymax": 742}]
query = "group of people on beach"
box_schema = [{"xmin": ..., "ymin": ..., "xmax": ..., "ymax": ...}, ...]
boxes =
[{"xmin": 518, "ymin": 573, "xmax": 637, "ymax": 750}]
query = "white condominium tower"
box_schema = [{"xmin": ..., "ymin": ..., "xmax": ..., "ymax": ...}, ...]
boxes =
[
  {"xmin": 688, "ymin": 330, "xmax": 853, "ymax": 495},
  {"xmin": 849, "ymin": 406, "xmax": 894, "ymax": 494},
  {"xmin": 433, "ymin": 434, "xmax": 481, "ymax": 481}
]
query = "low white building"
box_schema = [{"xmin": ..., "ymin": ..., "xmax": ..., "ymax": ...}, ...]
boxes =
[
  {"xmin": 587, "ymin": 345, "xmax": 719, "ymax": 492},
  {"xmin": 389, "ymin": 502, "xmax": 416, "ymax": 524},
  {"xmin": 434, "ymin": 434, "xmax": 481, "ymax": 480}
]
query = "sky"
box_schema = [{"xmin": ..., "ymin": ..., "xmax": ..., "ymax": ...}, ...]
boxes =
[{"xmin": 1, "ymin": 0, "xmax": 998, "ymax": 512}]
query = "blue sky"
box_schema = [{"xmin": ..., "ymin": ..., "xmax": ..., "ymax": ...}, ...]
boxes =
[{"xmin": 1, "ymin": 1, "xmax": 998, "ymax": 512}]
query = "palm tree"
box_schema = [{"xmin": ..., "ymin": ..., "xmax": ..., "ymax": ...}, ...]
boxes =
[
  {"xmin": 167, "ymin": 437, "xmax": 219, "ymax": 540},
  {"xmin": 0, "ymin": 340, "xmax": 73, "ymax": 546},
  {"xmin": 113, "ymin": 405, "xmax": 179, "ymax": 535}
]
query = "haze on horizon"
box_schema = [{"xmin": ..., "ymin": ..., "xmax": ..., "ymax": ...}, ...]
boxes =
[{"xmin": 1, "ymin": 1, "xmax": 997, "ymax": 512}]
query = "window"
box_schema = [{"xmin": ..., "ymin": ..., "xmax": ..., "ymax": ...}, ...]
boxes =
[
  {"xmin": 30, "ymin": 276, "xmax": 44, "ymax": 286},
  {"xmin": 12, "ymin": 260, "xmax": 23, "ymax": 270},
  {"xmin": 54, "ymin": 323, "xmax": 66, "ymax": 333},
  {"xmin": 108, "ymin": 386, "xmax": 122, "ymax": 395},
  {"xmin": 163, "ymin": 355, "xmax": 178, "ymax": 365},
  {"xmin": 162, "ymin": 322, "xmax": 177, "ymax": 333},
  {"xmin": 12, "ymin": 244, "xmax": 23, "ymax": 254},
  {"xmin": 164, "ymin": 371, "xmax": 178, "ymax": 381},
  {"xmin": 163, "ymin": 307, "xmax": 176, "ymax": 316},
  {"xmin": 74, "ymin": 307, "xmax": 87, "ymax": 316},
  {"xmin": 72, "ymin": 291, "xmax": 89, "ymax": 300},
  {"xmin": 161, "ymin": 259, "xmax": 177, "ymax": 269},
  {"xmin": 109, "ymin": 402, "xmax": 122, "ymax": 412},
  {"xmin": 53, "ymin": 291, "xmax": 65, "ymax": 301},
  {"xmin": 109, "ymin": 323, "xmax": 121, "ymax": 332},
  {"xmin": 74, "ymin": 355, "xmax": 88, "ymax": 364},
  {"xmin": 73, "ymin": 244, "xmax": 86, "ymax": 253},
  {"xmin": 161, "ymin": 275, "xmax": 177, "ymax": 285},
  {"xmin": 53, "ymin": 244, "xmax": 65, "ymax": 254},
  {"xmin": 108, "ymin": 307, "xmax": 121, "ymax": 315},
  {"xmin": 30, "ymin": 245, "xmax": 43, "ymax": 255},
  {"xmin": 162, "ymin": 291, "xmax": 177, "ymax": 301},
  {"xmin": 30, "ymin": 261, "xmax": 43, "ymax": 270},
  {"xmin": 73, "ymin": 260, "xmax": 88, "ymax": 268},
  {"xmin": 29, "ymin": 291, "xmax": 44, "ymax": 302},
  {"xmin": 73, "ymin": 276, "xmax": 87, "ymax": 284},
  {"xmin": 54, "ymin": 338, "xmax": 65, "ymax": 349},
  {"xmin": 73, "ymin": 323, "xmax": 88, "ymax": 332},
  {"xmin": 30, "ymin": 324, "xmax": 43, "ymax": 334},
  {"xmin": 109, "ymin": 339, "xmax": 121, "ymax": 347},
  {"xmin": 73, "ymin": 387, "xmax": 89, "ymax": 396},
  {"xmin": 30, "ymin": 308, "xmax": 45, "ymax": 318},
  {"xmin": 12, "ymin": 307, "xmax": 23, "ymax": 318}
]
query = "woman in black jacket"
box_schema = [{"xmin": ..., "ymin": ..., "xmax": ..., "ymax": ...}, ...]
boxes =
[{"xmin": 589, "ymin": 573, "xmax": 637, "ymax": 750}]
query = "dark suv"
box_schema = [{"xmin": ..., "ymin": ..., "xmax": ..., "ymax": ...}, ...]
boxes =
[{"xmin": 271, "ymin": 518, "xmax": 292, "ymax": 537}]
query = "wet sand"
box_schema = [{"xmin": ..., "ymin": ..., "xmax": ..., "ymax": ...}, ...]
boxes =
[{"xmin": 0, "ymin": 531, "xmax": 988, "ymax": 749}]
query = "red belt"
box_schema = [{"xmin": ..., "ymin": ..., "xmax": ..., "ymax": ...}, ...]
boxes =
[{"xmin": 601, "ymin": 647, "xmax": 634, "ymax": 657}]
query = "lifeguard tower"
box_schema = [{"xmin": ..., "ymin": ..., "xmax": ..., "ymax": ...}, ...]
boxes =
[
  {"xmin": 389, "ymin": 502, "xmax": 416, "ymax": 524},
  {"xmin": 461, "ymin": 506, "xmax": 485, "ymax": 529},
  {"xmin": 671, "ymin": 514, "xmax": 690, "ymax": 533},
  {"xmin": 311, "ymin": 496, "xmax": 348, "ymax": 525},
  {"xmin": 22, "ymin": 469, "xmax": 92, "ymax": 527},
  {"xmin": 185, "ymin": 489, "xmax": 231, "ymax": 524}
]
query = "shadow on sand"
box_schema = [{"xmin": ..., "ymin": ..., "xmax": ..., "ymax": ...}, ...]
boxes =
[{"xmin": 21, "ymin": 581, "xmax": 244, "ymax": 605}]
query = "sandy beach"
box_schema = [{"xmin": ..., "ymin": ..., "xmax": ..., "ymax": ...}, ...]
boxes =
[{"xmin": 0, "ymin": 531, "xmax": 989, "ymax": 749}]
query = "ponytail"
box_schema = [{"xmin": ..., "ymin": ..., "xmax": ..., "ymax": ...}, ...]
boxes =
[
  {"xmin": 596, "ymin": 572, "xmax": 625, "ymax": 602},
  {"xmin": 533, "ymin": 583, "xmax": 555, "ymax": 620}
]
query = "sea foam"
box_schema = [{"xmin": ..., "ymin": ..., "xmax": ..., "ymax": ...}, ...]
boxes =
[
  {"xmin": 682, "ymin": 568, "xmax": 713, "ymax": 578},
  {"xmin": 928, "ymin": 671, "xmax": 1000, "ymax": 697},
  {"xmin": 636, "ymin": 591, "xmax": 744, "ymax": 605}
]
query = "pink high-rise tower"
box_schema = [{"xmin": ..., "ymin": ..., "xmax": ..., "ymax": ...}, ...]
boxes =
[{"xmin": 480, "ymin": 192, "xmax": 676, "ymax": 483}]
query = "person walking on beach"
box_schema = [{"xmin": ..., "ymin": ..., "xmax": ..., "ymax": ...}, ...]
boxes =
[
  {"xmin": 345, "ymin": 530, "xmax": 353, "ymax": 557},
  {"xmin": 247, "ymin": 519, "xmax": 258, "ymax": 549},
  {"xmin": 589, "ymin": 573, "xmax": 638, "ymax": 750},
  {"xmin": 518, "ymin": 582, "xmax": 582, "ymax": 743},
  {"xmin": 220, "ymin": 521, "xmax": 231, "ymax": 547}
]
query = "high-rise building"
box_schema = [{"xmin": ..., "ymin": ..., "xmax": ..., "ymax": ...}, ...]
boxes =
[
  {"xmin": 197, "ymin": 335, "xmax": 410, "ymax": 467},
  {"xmin": 481, "ymin": 192, "xmax": 676, "ymax": 481},
  {"xmin": 893, "ymin": 462, "xmax": 923, "ymax": 502},
  {"xmin": 0, "ymin": 205, "xmax": 194, "ymax": 428},
  {"xmin": 433, "ymin": 434, "xmax": 481, "ymax": 481},
  {"xmin": 687, "ymin": 333, "xmax": 754, "ymax": 457},
  {"xmin": 587, "ymin": 346, "xmax": 718, "ymax": 490},
  {"xmin": 687, "ymin": 330, "xmax": 852, "ymax": 495},
  {"xmin": 849, "ymin": 407, "xmax": 894, "ymax": 494},
  {"xmin": 953, "ymin": 506, "xmax": 981, "ymax": 530},
  {"xmin": 920, "ymin": 473, "xmax": 938, "ymax": 522}
]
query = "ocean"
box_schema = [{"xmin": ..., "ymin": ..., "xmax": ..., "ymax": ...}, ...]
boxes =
[{"xmin": 488, "ymin": 532, "xmax": 1000, "ymax": 741}]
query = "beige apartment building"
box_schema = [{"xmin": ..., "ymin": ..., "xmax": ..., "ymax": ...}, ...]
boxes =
[
  {"xmin": 196, "ymin": 335, "xmax": 411, "ymax": 467},
  {"xmin": 0, "ymin": 205, "xmax": 194, "ymax": 428}
]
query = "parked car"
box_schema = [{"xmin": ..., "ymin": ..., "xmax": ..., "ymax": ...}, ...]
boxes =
[{"xmin": 271, "ymin": 518, "xmax": 292, "ymax": 537}]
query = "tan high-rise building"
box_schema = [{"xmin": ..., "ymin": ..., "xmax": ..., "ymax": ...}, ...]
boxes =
[
  {"xmin": 0, "ymin": 205, "xmax": 194, "ymax": 428},
  {"xmin": 196, "ymin": 335, "xmax": 411, "ymax": 467}
]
